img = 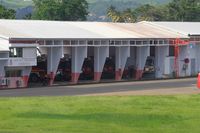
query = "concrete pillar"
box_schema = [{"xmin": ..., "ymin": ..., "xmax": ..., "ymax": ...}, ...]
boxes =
[
  {"xmin": 135, "ymin": 46, "xmax": 150, "ymax": 80},
  {"xmin": 188, "ymin": 44, "xmax": 198, "ymax": 75},
  {"xmin": 22, "ymin": 66, "xmax": 32, "ymax": 87},
  {"xmin": 47, "ymin": 41, "xmax": 63, "ymax": 85},
  {"xmin": 115, "ymin": 46, "xmax": 130, "ymax": 81},
  {"xmin": 196, "ymin": 44, "xmax": 200, "ymax": 73},
  {"xmin": 94, "ymin": 46, "xmax": 109, "ymax": 82},
  {"xmin": 155, "ymin": 46, "xmax": 169, "ymax": 78},
  {"xmin": 0, "ymin": 52, "xmax": 9, "ymax": 78},
  {"xmin": 179, "ymin": 45, "xmax": 189, "ymax": 77},
  {"xmin": 71, "ymin": 46, "xmax": 87, "ymax": 83},
  {"xmin": 0, "ymin": 60, "xmax": 7, "ymax": 88},
  {"xmin": 0, "ymin": 60, "xmax": 7, "ymax": 78}
]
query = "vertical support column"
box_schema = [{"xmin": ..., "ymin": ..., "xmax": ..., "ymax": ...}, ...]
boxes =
[
  {"xmin": 155, "ymin": 46, "xmax": 169, "ymax": 78},
  {"xmin": 47, "ymin": 41, "xmax": 63, "ymax": 85},
  {"xmin": 0, "ymin": 52, "xmax": 9, "ymax": 79},
  {"xmin": 179, "ymin": 45, "xmax": 188, "ymax": 77},
  {"xmin": 188, "ymin": 43, "xmax": 197, "ymax": 75},
  {"xmin": 115, "ymin": 46, "xmax": 130, "ymax": 81},
  {"xmin": 0, "ymin": 60, "xmax": 6, "ymax": 78},
  {"xmin": 0, "ymin": 60, "xmax": 7, "ymax": 88},
  {"xmin": 196, "ymin": 44, "xmax": 200, "ymax": 73},
  {"xmin": 71, "ymin": 46, "xmax": 87, "ymax": 83},
  {"xmin": 22, "ymin": 66, "xmax": 32, "ymax": 87},
  {"xmin": 135, "ymin": 46, "xmax": 150, "ymax": 80},
  {"xmin": 94, "ymin": 46, "xmax": 109, "ymax": 82}
]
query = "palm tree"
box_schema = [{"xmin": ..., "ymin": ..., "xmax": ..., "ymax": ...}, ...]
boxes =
[
  {"xmin": 107, "ymin": 6, "xmax": 135, "ymax": 23},
  {"xmin": 122, "ymin": 8, "xmax": 136, "ymax": 23},
  {"xmin": 107, "ymin": 6, "xmax": 122, "ymax": 22}
]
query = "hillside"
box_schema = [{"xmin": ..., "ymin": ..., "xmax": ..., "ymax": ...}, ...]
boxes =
[
  {"xmin": 1, "ymin": 0, "xmax": 33, "ymax": 9},
  {"xmin": 88, "ymin": 0, "xmax": 171, "ymax": 21},
  {"xmin": 1, "ymin": 0, "xmax": 171, "ymax": 20}
]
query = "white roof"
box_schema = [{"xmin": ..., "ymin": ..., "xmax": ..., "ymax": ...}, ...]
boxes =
[
  {"xmin": 0, "ymin": 38, "xmax": 9, "ymax": 51},
  {"xmin": 145, "ymin": 21, "xmax": 200, "ymax": 36},
  {"xmin": 0, "ymin": 19, "xmax": 188, "ymax": 40}
]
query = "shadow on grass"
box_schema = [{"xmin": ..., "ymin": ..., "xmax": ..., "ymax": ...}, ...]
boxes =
[{"xmin": 16, "ymin": 112, "xmax": 186, "ymax": 126}]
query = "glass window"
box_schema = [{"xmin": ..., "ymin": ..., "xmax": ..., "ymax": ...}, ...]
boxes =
[
  {"xmin": 5, "ymin": 70, "xmax": 22, "ymax": 77},
  {"xmin": 9, "ymin": 47, "xmax": 23, "ymax": 58},
  {"xmin": 169, "ymin": 46, "xmax": 175, "ymax": 56}
]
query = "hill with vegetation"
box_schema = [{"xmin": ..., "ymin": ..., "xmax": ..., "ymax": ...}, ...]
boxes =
[
  {"xmin": 1, "ymin": 0, "xmax": 170, "ymax": 8},
  {"xmin": 88, "ymin": 0, "xmax": 170, "ymax": 21},
  {"xmin": 0, "ymin": 0, "xmax": 33, "ymax": 9},
  {"xmin": 0, "ymin": 0, "xmax": 171, "ymax": 20}
]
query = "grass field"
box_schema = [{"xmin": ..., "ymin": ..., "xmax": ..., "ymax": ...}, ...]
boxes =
[{"xmin": 0, "ymin": 95, "xmax": 200, "ymax": 133}]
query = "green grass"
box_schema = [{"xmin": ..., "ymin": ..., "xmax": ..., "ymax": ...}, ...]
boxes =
[{"xmin": 0, "ymin": 95, "xmax": 200, "ymax": 133}]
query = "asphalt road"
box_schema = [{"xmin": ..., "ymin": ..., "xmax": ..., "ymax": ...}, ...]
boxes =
[{"xmin": 0, "ymin": 78, "xmax": 198, "ymax": 97}]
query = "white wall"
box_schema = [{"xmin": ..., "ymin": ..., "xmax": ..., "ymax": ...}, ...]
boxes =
[
  {"xmin": 155, "ymin": 46, "xmax": 169, "ymax": 78},
  {"xmin": 164, "ymin": 56, "xmax": 174, "ymax": 77},
  {"xmin": 23, "ymin": 47, "xmax": 37, "ymax": 58}
]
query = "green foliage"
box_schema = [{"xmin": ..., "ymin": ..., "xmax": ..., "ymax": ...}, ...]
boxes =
[
  {"xmin": 135, "ymin": 4, "xmax": 166, "ymax": 21},
  {"xmin": 0, "ymin": 95, "xmax": 200, "ymax": 132},
  {"xmin": 0, "ymin": 4, "xmax": 15, "ymax": 19},
  {"xmin": 32, "ymin": 0, "xmax": 88, "ymax": 21},
  {"xmin": 89, "ymin": 0, "xmax": 170, "ymax": 21},
  {"xmin": 1, "ymin": 0, "xmax": 171, "ymax": 21},
  {"xmin": 107, "ymin": 6, "xmax": 136, "ymax": 22},
  {"xmin": 107, "ymin": 0, "xmax": 200, "ymax": 22},
  {"xmin": 166, "ymin": 0, "xmax": 200, "ymax": 21}
]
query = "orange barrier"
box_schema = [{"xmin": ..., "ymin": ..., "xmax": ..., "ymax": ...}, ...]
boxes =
[{"xmin": 197, "ymin": 73, "xmax": 200, "ymax": 89}]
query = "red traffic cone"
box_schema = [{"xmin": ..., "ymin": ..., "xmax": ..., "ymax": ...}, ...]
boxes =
[{"xmin": 197, "ymin": 73, "xmax": 200, "ymax": 89}]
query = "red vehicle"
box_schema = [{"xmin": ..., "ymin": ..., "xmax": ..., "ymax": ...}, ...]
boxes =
[{"xmin": 29, "ymin": 57, "xmax": 47, "ymax": 82}]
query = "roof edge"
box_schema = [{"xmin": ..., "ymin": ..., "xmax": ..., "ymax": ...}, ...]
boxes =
[{"xmin": 141, "ymin": 21, "xmax": 189, "ymax": 37}]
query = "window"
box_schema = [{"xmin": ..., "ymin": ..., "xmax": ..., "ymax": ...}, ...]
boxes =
[
  {"xmin": 130, "ymin": 41, "xmax": 135, "ymax": 45},
  {"xmin": 87, "ymin": 40, "xmax": 93, "ymax": 45},
  {"xmin": 136, "ymin": 41, "xmax": 142, "ymax": 45},
  {"xmin": 9, "ymin": 47, "xmax": 23, "ymax": 58},
  {"xmin": 169, "ymin": 46, "xmax": 175, "ymax": 56},
  {"xmin": 5, "ymin": 70, "xmax": 22, "ymax": 77},
  {"xmin": 109, "ymin": 40, "xmax": 114, "ymax": 45}
]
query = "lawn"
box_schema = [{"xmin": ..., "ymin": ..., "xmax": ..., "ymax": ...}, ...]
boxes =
[{"xmin": 0, "ymin": 95, "xmax": 200, "ymax": 133}]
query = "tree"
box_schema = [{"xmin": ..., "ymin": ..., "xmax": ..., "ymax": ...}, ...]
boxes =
[
  {"xmin": 0, "ymin": 5, "xmax": 15, "ymax": 19},
  {"xmin": 32, "ymin": 0, "xmax": 88, "ymax": 21},
  {"xmin": 107, "ymin": 6, "xmax": 135, "ymax": 23},
  {"xmin": 166, "ymin": 0, "xmax": 200, "ymax": 21},
  {"xmin": 107, "ymin": 0, "xmax": 200, "ymax": 22},
  {"xmin": 122, "ymin": 8, "xmax": 136, "ymax": 23},
  {"xmin": 107, "ymin": 6, "xmax": 122, "ymax": 22},
  {"xmin": 134, "ymin": 4, "xmax": 166, "ymax": 21}
]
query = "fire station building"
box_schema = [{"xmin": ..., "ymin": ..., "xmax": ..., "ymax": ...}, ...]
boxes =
[{"xmin": 0, "ymin": 20, "xmax": 199, "ymax": 89}]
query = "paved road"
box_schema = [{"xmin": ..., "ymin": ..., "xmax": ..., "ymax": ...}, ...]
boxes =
[{"xmin": 0, "ymin": 78, "xmax": 199, "ymax": 97}]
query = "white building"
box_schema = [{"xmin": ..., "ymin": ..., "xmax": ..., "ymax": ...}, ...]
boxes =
[{"xmin": 0, "ymin": 20, "xmax": 199, "ymax": 89}]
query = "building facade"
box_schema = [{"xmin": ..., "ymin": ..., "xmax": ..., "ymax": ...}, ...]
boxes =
[{"xmin": 0, "ymin": 20, "xmax": 199, "ymax": 89}]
